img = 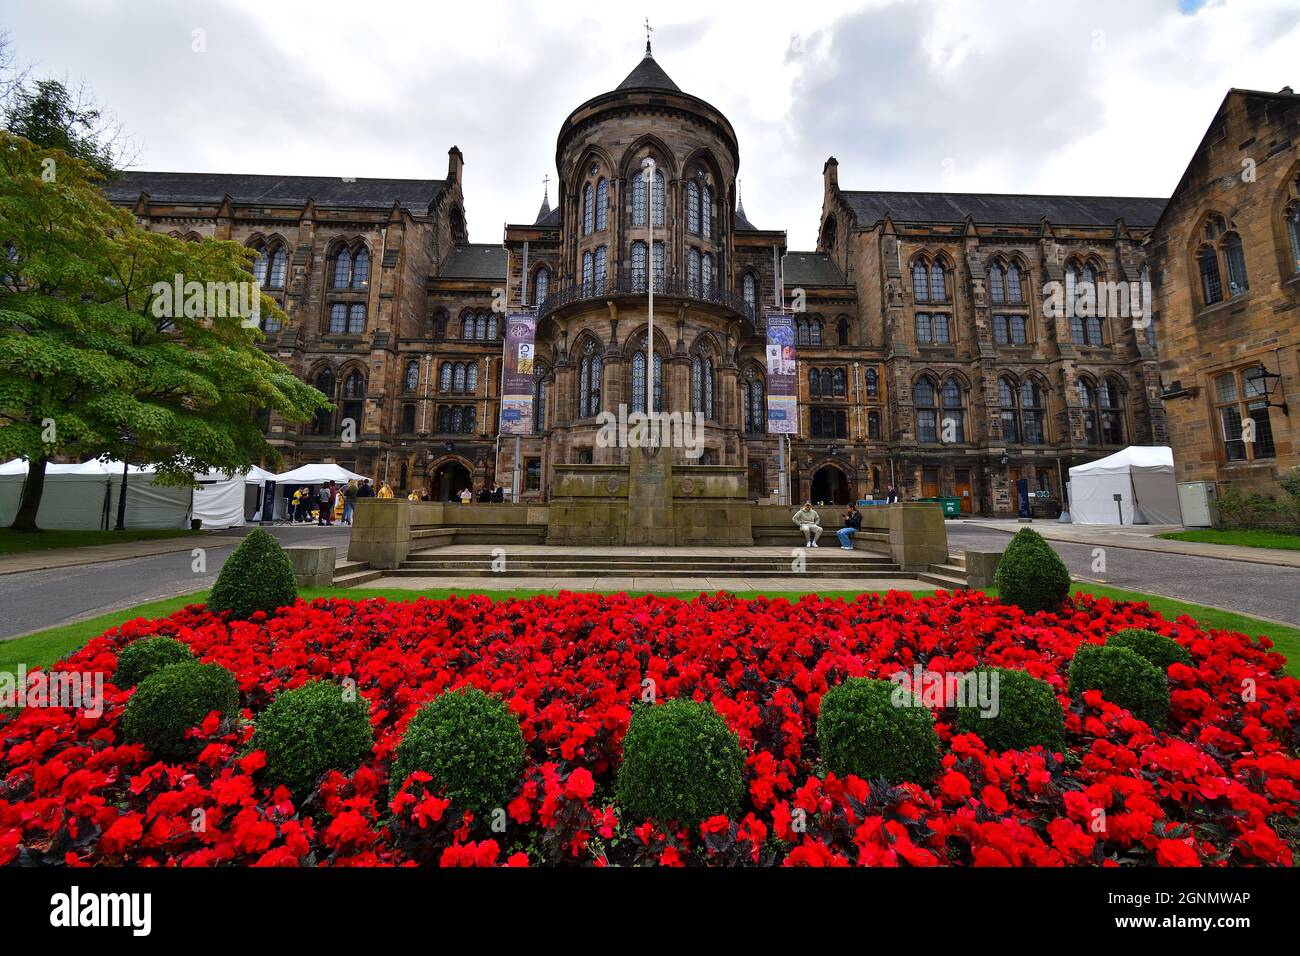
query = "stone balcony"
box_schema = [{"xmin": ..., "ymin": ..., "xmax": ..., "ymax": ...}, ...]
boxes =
[{"xmin": 536, "ymin": 274, "xmax": 758, "ymax": 326}]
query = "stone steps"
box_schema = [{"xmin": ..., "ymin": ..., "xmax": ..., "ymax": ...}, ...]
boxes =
[{"xmin": 380, "ymin": 566, "xmax": 913, "ymax": 580}]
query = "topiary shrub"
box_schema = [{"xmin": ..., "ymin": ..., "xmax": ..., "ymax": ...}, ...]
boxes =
[
  {"xmin": 953, "ymin": 667, "xmax": 1065, "ymax": 752},
  {"xmin": 112, "ymin": 635, "xmax": 195, "ymax": 688},
  {"xmin": 616, "ymin": 698, "xmax": 744, "ymax": 827},
  {"xmin": 1068, "ymin": 644, "xmax": 1169, "ymax": 728},
  {"xmin": 122, "ymin": 662, "xmax": 240, "ymax": 759},
  {"xmin": 993, "ymin": 527, "xmax": 1071, "ymax": 614},
  {"xmin": 207, "ymin": 527, "xmax": 297, "ymax": 620},
  {"xmin": 816, "ymin": 677, "xmax": 940, "ymax": 785},
  {"xmin": 1107, "ymin": 628, "xmax": 1192, "ymax": 672},
  {"xmin": 389, "ymin": 687, "xmax": 524, "ymax": 813},
  {"xmin": 250, "ymin": 680, "xmax": 374, "ymax": 794}
]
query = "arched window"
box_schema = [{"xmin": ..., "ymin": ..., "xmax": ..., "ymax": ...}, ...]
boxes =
[
  {"xmin": 690, "ymin": 353, "xmax": 715, "ymax": 419},
  {"xmin": 1078, "ymin": 379, "xmax": 1100, "ymax": 444},
  {"xmin": 652, "ymin": 241, "xmax": 665, "ymax": 291},
  {"xmin": 837, "ymin": 317, "xmax": 849, "ymax": 346},
  {"xmin": 632, "ymin": 174, "xmax": 646, "ymax": 226},
  {"xmin": 594, "ymin": 247, "xmax": 607, "ymax": 292},
  {"xmin": 868, "ymin": 410, "xmax": 881, "ymax": 440},
  {"xmin": 486, "ymin": 314, "xmax": 497, "ymax": 340},
  {"xmin": 595, "ymin": 179, "xmax": 608, "ymax": 231},
  {"xmin": 582, "ymin": 251, "xmax": 594, "ymax": 294},
  {"xmin": 701, "ymin": 253, "xmax": 712, "ymax": 292},
  {"xmin": 267, "ymin": 246, "xmax": 287, "ymax": 289},
  {"xmin": 453, "ymin": 364, "xmax": 466, "ymax": 392},
  {"xmin": 533, "ymin": 370, "xmax": 548, "ymax": 431},
  {"xmin": 742, "ymin": 366, "xmax": 765, "ymax": 434},
  {"xmin": 1007, "ymin": 263, "xmax": 1023, "ymax": 303},
  {"xmin": 632, "ymin": 168, "xmax": 665, "ymax": 226},
  {"xmin": 476, "ymin": 314, "xmax": 487, "ymax": 340},
  {"xmin": 832, "ymin": 367, "xmax": 846, "ymax": 397},
  {"xmin": 578, "ymin": 339, "xmax": 602, "ymax": 418},
  {"xmin": 583, "ymin": 183, "xmax": 594, "ymax": 236},
  {"xmin": 820, "ymin": 368, "xmax": 833, "ymax": 397},
  {"xmin": 914, "ymin": 377, "xmax": 938, "ymax": 443},
  {"xmin": 250, "ymin": 244, "xmax": 269, "ymax": 286},
  {"xmin": 702, "ymin": 185, "xmax": 712, "ymax": 240},
  {"xmin": 631, "ymin": 242, "xmax": 648, "ymax": 290},
  {"xmin": 742, "ymin": 273, "xmax": 756, "ymax": 310},
  {"xmin": 534, "ymin": 266, "xmax": 550, "ymax": 305},
  {"xmin": 1067, "ymin": 262, "xmax": 1103, "ymax": 344},
  {"xmin": 912, "ymin": 261, "xmax": 929, "ymax": 302},
  {"xmin": 630, "ymin": 337, "xmax": 663, "ymax": 414},
  {"xmin": 311, "ymin": 368, "xmax": 335, "ymax": 434},
  {"xmin": 404, "ymin": 360, "xmax": 420, "ymax": 392},
  {"xmin": 437, "ymin": 406, "xmax": 450, "ymax": 434},
  {"xmin": 797, "ymin": 317, "xmax": 810, "ymax": 346},
  {"xmin": 652, "ymin": 170, "xmax": 665, "ymax": 227},
  {"xmin": 331, "ymin": 247, "xmax": 351, "ymax": 288},
  {"xmin": 687, "ymin": 248, "xmax": 701, "ymax": 294},
  {"xmin": 1287, "ymin": 201, "xmax": 1300, "ymax": 275},
  {"xmin": 461, "ymin": 312, "xmax": 474, "ymax": 339},
  {"xmin": 1198, "ymin": 244, "xmax": 1223, "ymax": 305},
  {"xmin": 998, "ymin": 377, "xmax": 1020, "ymax": 444},
  {"xmin": 941, "ymin": 377, "xmax": 965, "ymax": 442},
  {"xmin": 466, "ymin": 363, "xmax": 478, "ymax": 393},
  {"xmin": 451, "ymin": 406, "xmax": 463, "ymax": 434},
  {"xmin": 1021, "ymin": 378, "xmax": 1046, "ymax": 444},
  {"xmin": 989, "ymin": 263, "xmax": 1005, "ymax": 303},
  {"xmin": 687, "ymin": 180, "xmax": 700, "ymax": 234},
  {"xmin": 439, "ymin": 363, "xmax": 453, "ymax": 391},
  {"xmin": 1100, "ymin": 378, "xmax": 1125, "ymax": 445},
  {"xmin": 808, "ymin": 366, "xmax": 820, "ymax": 398},
  {"xmin": 810, "ymin": 318, "xmax": 822, "ymax": 345},
  {"xmin": 865, "ymin": 367, "xmax": 879, "ymax": 398},
  {"xmin": 351, "ymin": 247, "xmax": 369, "ymax": 289},
  {"xmin": 340, "ymin": 369, "xmax": 365, "ymax": 430},
  {"xmin": 1222, "ymin": 232, "xmax": 1248, "ymax": 296},
  {"xmin": 929, "ymin": 262, "xmax": 947, "ymax": 302}
]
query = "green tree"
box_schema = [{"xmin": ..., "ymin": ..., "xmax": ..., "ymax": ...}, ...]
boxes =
[
  {"xmin": 4, "ymin": 78, "xmax": 129, "ymax": 179},
  {"xmin": 0, "ymin": 132, "xmax": 328, "ymax": 530}
]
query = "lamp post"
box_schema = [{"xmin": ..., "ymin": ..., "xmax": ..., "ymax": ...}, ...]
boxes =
[
  {"xmin": 1244, "ymin": 362, "xmax": 1289, "ymax": 416},
  {"xmin": 641, "ymin": 156, "xmax": 656, "ymax": 447}
]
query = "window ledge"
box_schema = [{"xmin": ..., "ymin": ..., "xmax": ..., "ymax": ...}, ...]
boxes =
[{"xmin": 1195, "ymin": 292, "xmax": 1252, "ymax": 320}]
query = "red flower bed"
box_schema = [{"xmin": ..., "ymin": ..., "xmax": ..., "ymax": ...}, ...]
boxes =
[{"xmin": 2, "ymin": 590, "xmax": 1298, "ymax": 867}]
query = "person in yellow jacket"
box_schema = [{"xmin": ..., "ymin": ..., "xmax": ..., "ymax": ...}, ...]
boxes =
[{"xmin": 377, "ymin": 482, "xmax": 394, "ymax": 499}]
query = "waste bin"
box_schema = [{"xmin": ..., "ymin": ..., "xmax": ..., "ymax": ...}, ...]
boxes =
[{"xmin": 937, "ymin": 496, "xmax": 962, "ymax": 518}]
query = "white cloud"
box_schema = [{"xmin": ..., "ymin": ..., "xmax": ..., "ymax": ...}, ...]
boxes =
[{"xmin": 3, "ymin": 0, "xmax": 1295, "ymax": 247}]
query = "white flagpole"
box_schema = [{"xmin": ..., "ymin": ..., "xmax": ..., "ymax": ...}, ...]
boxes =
[{"xmin": 641, "ymin": 157, "xmax": 656, "ymax": 447}]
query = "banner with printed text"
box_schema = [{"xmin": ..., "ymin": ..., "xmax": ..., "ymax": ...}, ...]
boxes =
[
  {"xmin": 499, "ymin": 312, "xmax": 536, "ymax": 436},
  {"xmin": 764, "ymin": 310, "xmax": 798, "ymax": 434}
]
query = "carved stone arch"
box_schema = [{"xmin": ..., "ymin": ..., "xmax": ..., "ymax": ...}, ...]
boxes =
[
  {"xmin": 688, "ymin": 328, "xmax": 723, "ymax": 357},
  {"xmin": 571, "ymin": 144, "xmax": 618, "ymax": 190},
  {"xmin": 624, "ymin": 323, "xmax": 671, "ymax": 355},
  {"xmin": 619, "ymin": 133, "xmax": 679, "ymax": 182}
]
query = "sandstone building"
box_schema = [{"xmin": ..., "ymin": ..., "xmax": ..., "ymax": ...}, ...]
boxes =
[
  {"xmin": 108, "ymin": 46, "xmax": 1179, "ymax": 515},
  {"xmin": 1147, "ymin": 87, "xmax": 1299, "ymax": 492}
]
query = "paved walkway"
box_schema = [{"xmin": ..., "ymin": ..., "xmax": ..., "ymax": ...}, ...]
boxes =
[
  {"xmin": 957, "ymin": 519, "xmax": 1300, "ymax": 568},
  {"xmin": 364, "ymin": 575, "xmax": 931, "ymax": 593},
  {"xmin": 0, "ymin": 533, "xmax": 250, "ymax": 576}
]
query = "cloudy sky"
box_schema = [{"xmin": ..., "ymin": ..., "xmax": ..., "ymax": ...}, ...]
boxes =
[{"xmin": 4, "ymin": 0, "xmax": 1296, "ymax": 247}]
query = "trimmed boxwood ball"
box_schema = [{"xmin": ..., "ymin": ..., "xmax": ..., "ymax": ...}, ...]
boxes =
[
  {"xmin": 616, "ymin": 698, "xmax": 745, "ymax": 827},
  {"xmin": 251, "ymin": 680, "xmax": 374, "ymax": 794},
  {"xmin": 122, "ymin": 662, "xmax": 240, "ymax": 759},
  {"xmin": 389, "ymin": 687, "xmax": 524, "ymax": 812},
  {"xmin": 953, "ymin": 667, "xmax": 1065, "ymax": 752},
  {"xmin": 208, "ymin": 527, "xmax": 297, "ymax": 620},
  {"xmin": 816, "ymin": 677, "xmax": 940, "ymax": 785},
  {"xmin": 1068, "ymin": 643, "xmax": 1169, "ymax": 728},
  {"xmin": 113, "ymin": 635, "xmax": 195, "ymax": 688},
  {"xmin": 993, "ymin": 528, "xmax": 1071, "ymax": 614},
  {"xmin": 1107, "ymin": 628, "xmax": 1192, "ymax": 671}
]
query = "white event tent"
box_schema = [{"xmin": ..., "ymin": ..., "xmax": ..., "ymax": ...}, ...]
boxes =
[
  {"xmin": 0, "ymin": 459, "xmax": 192, "ymax": 530},
  {"xmin": 191, "ymin": 466, "xmax": 279, "ymax": 529},
  {"xmin": 1067, "ymin": 446, "xmax": 1183, "ymax": 525},
  {"xmin": 262, "ymin": 463, "xmax": 369, "ymax": 521}
]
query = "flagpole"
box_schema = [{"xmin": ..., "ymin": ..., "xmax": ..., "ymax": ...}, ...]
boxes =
[{"xmin": 641, "ymin": 157, "xmax": 656, "ymax": 447}]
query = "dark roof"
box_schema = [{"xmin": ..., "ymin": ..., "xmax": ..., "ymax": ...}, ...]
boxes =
[
  {"xmin": 438, "ymin": 244, "xmax": 507, "ymax": 281},
  {"xmin": 734, "ymin": 200, "xmax": 758, "ymax": 231},
  {"xmin": 615, "ymin": 52, "xmax": 680, "ymax": 93},
  {"xmin": 535, "ymin": 192, "xmax": 552, "ymax": 224},
  {"xmin": 842, "ymin": 190, "xmax": 1167, "ymax": 229},
  {"xmin": 783, "ymin": 252, "xmax": 848, "ymax": 287},
  {"xmin": 105, "ymin": 170, "xmax": 446, "ymax": 211},
  {"xmin": 535, "ymin": 205, "xmax": 561, "ymax": 228}
]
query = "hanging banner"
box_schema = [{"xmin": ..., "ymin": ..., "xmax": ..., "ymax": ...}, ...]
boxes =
[
  {"xmin": 765, "ymin": 310, "xmax": 798, "ymax": 434},
  {"xmin": 499, "ymin": 311, "xmax": 536, "ymax": 436}
]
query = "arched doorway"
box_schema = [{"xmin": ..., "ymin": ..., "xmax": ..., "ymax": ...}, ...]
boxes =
[
  {"xmin": 430, "ymin": 459, "xmax": 472, "ymax": 502},
  {"xmin": 810, "ymin": 464, "xmax": 851, "ymax": 506}
]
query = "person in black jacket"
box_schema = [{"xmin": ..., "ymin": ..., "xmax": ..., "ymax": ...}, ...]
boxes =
[{"xmin": 836, "ymin": 504, "xmax": 862, "ymax": 550}]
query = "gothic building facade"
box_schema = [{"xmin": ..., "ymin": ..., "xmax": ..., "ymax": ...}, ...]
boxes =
[{"xmin": 108, "ymin": 47, "xmax": 1174, "ymax": 514}]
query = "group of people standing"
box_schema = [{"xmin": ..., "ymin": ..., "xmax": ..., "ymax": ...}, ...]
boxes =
[
  {"xmin": 456, "ymin": 484, "xmax": 505, "ymax": 504},
  {"xmin": 792, "ymin": 484, "xmax": 899, "ymax": 549},
  {"xmin": 288, "ymin": 478, "xmax": 390, "ymax": 526}
]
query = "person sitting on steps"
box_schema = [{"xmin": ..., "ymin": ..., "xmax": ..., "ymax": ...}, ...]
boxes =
[
  {"xmin": 792, "ymin": 501, "xmax": 822, "ymax": 547},
  {"xmin": 837, "ymin": 503, "xmax": 862, "ymax": 550}
]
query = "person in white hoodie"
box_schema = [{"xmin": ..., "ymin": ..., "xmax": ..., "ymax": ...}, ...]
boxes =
[{"xmin": 792, "ymin": 501, "xmax": 822, "ymax": 547}]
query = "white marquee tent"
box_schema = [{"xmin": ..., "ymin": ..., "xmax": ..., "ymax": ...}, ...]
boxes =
[
  {"xmin": 1067, "ymin": 446, "xmax": 1183, "ymax": 525},
  {"xmin": 0, "ymin": 459, "xmax": 193, "ymax": 530},
  {"xmin": 191, "ymin": 466, "xmax": 278, "ymax": 530},
  {"xmin": 262, "ymin": 463, "xmax": 369, "ymax": 521}
]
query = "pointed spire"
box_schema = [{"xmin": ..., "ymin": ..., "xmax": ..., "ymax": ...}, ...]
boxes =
[
  {"xmin": 534, "ymin": 174, "xmax": 551, "ymax": 224},
  {"xmin": 737, "ymin": 180, "xmax": 746, "ymax": 218},
  {"xmin": 644, "ymin": 17, "xmax": 653, "ymax": 55}
]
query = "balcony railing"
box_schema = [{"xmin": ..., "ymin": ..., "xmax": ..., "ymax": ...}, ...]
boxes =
[{"xmin": 537, "ymin": 274, "xmax": 756, "ymax": 324}]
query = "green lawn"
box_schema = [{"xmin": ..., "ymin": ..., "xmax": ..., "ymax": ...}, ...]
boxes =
[
  {"xmin": 0, "ymin": 528, "xmax": 200, "ymax": 555},
  {"xmin": 1157, "ymin": 528, "xmax": 1300, "ymax": 551},
  {"xmin": 2, "ymin": 581, "xmax": 1296, "ymax": 679}
]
